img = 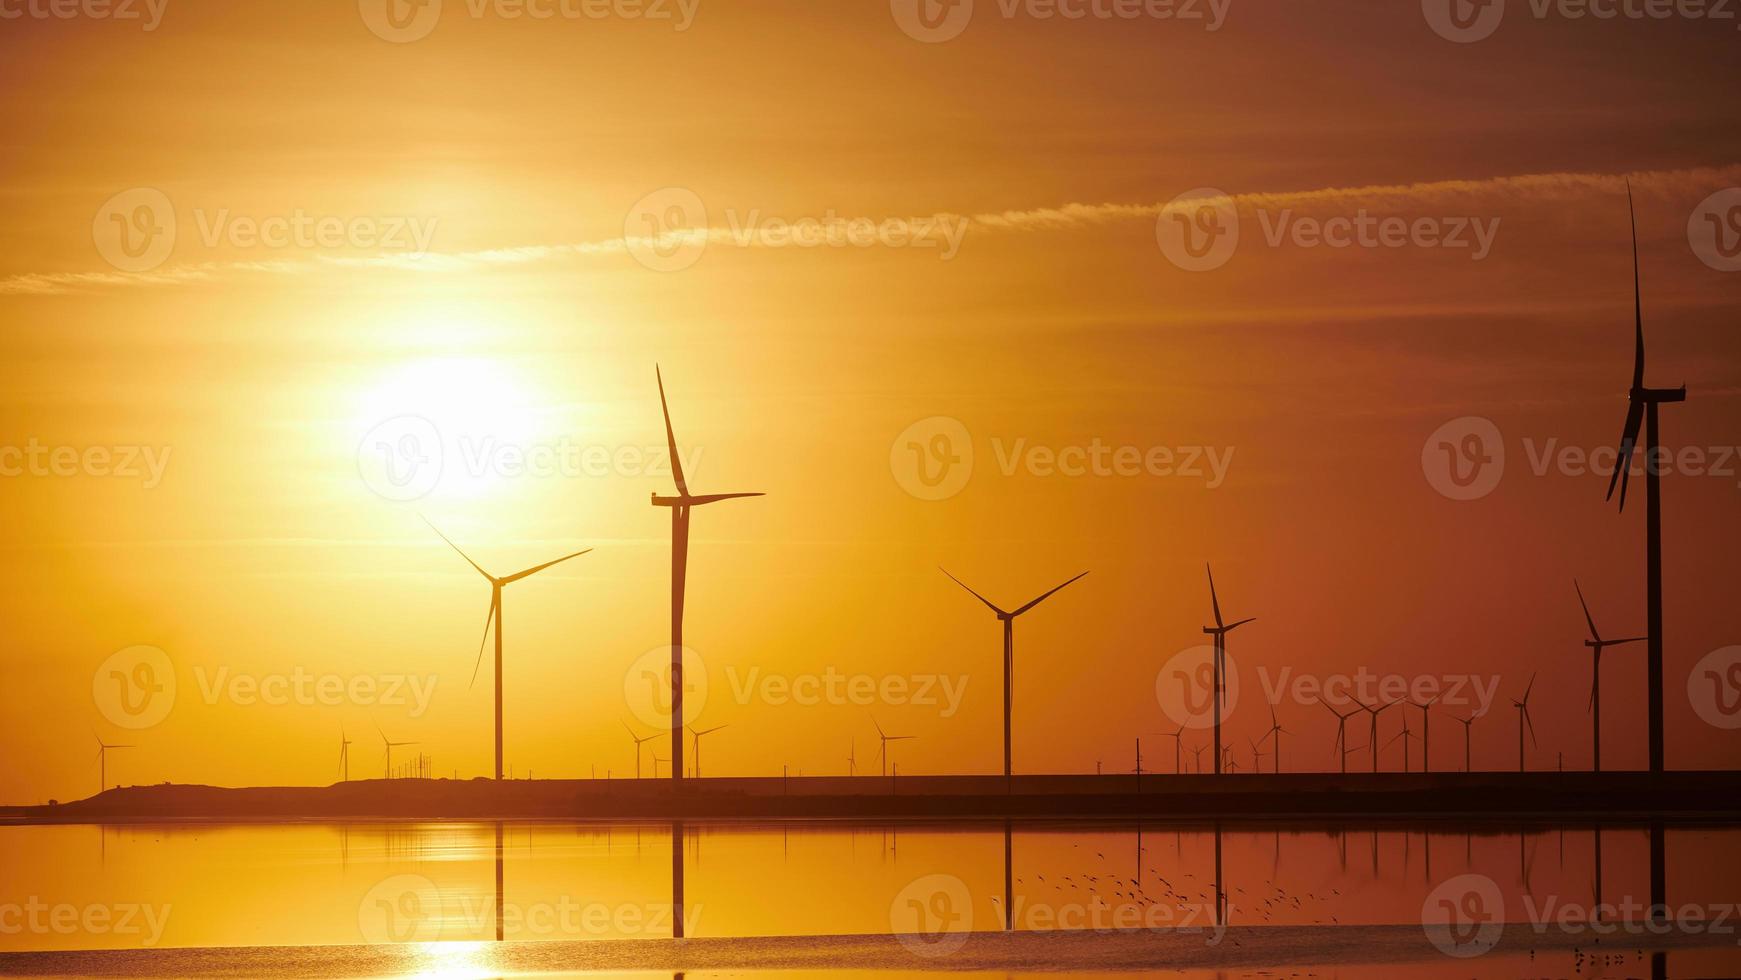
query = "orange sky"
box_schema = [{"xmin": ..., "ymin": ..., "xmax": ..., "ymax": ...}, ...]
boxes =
[{"xmin": 2, "ymin": 0, "xmax": 1740, "ymax": 802}]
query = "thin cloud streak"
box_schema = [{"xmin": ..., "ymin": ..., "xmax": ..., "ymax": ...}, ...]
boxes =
[{"xmin": 5, "ymin": 165, "xmax": 1735, "ymax": 296}]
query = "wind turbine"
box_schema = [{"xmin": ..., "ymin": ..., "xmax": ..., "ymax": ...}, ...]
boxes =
[
  {"xmin": 1574, "ymin": 579, "xmax": 1647, "ymax": 773},
  {"xmin": 1454, "ymin": 713, "xmax": 1477, "ymax": 772},
  {"xmin": 1604, "ymin": 187, "xmax": 1685, "ymax": 775},
  {"xmin": 1323, "ymin": 701, "xmax": 1360, "ymax": 774},
  {"xmin": 687, "ymin": 724, "xmax": 728, "ymax": 778},
  {"xmin": 1202, "ymin": 565, "xmax": 1255, "ymax": 775},
  {"xmin": 1359, "ymin": 700, "xmax": 1399, "ymax": 773},
  {"xmin": 1188, "ymin": 743, "xmax": 1206, "ymax": 774},
  {"xmin": 873, "ymin": 718, "xmax": 914, "ymax": 778},
  {"xmin": 1158, "ymin": 726, "xmax": 1186, "ymax": 774},
  {"xmin": 1410, "ymin": 696, "xmax": 1439, "ymax": 774},
  {"xmin": 1385, "ymin": 715, "xmax": 1420, "ymax": 773},
  {"xmin": 94, "ymin": 734, "xmax": 133, "ymax": 795},
  {"xmin": 847, "ymin": 738, "xmax": 858, "ymax": 777},
  {"xmin": 1258, "ymin": 706, "xmax": 1287, "ymax": 774},
  {"xmin": 378, "ymin": 726, "xmax": 418, "ymax": 780},
  {"xmin": 339, "ymin": 728, "xmax": 353, "ymax": 782},
  {"xmin": 941, "ymin": 568, "xmax": 1089, "ymax": 779},
  {"xmin": 624, "ymin": 720, "xmax": 660, "ymax": 779},
  {"xmin": 1512, "ymin": 674, "xmax": 1537, "ymax": 773},
  {"xmin": 651, "ymin": 366, "xmax": 764, "ymax": 782},
  {"xmin": 425, "ymin": 519, "xmax": 591, "ymax": 781}
]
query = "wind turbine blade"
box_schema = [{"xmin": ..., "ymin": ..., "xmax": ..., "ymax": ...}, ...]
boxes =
[
  {"xmin": 684, "ymin": 492, "xmax": 766, "ymax": 506},
  {"xmin": 1523, "ymin": 672, "xmax": 1537, "ymax": 704},
  {"xmin": 1574, "ymin": 579, "xmax": 1601, "ymax": 641},
  {"xmin": 1606, "ymin": 403, "xmax": 1643, "ymax": 510},
  {"xmin": 423, "ymin": 517, "xmax": 494, "ymax": 581},
  {"xmin": 469, "ymin": 595, "xmax": 498, "ymax": 690},
  {"xmin": 940, "ymin": 568, "xmax": 1008, "ymax": 616},
  {"xmin": 1011, "ymin": 571, "xmax": 1090, "ymax": 617},
  {"xmin": 1628, "ymin": 182, "xmax": 1646, "ymax": 389},
  {"xmin": 1225, "ymin": 617, "xmax": 1256, "ymax": 632},
  {"xmin": 1206, "ymin": 564, "xmax": 1224, "ymax": 629},
  {"xmin": 890, "ymin": 735, "xmax": 916, "ymax": 742},
  {"xmin": 1524, "ymin": 708, "xmax": 1537, "ymax": 747},
  {"xmin": 655, "ymin": 365, "xmax": 689, "ymax": 496},
  {"xmin": 502, "ymin": 548, "xmax": 592, "ymax": 584},
  {"xmin": 873, "ymin": 717, "xmax": 886, "ymax": 739},
  {"xmin": 1610, "ymin": 636, "xmax": 1648, "ymax": 647}
]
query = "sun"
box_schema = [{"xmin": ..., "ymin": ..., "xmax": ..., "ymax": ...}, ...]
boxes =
[{"xmin": 354, "ymin": 356, "xmax": 546, "ymax": 503}]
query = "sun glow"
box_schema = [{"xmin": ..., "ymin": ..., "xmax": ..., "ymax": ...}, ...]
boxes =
[{"xmin": 354, "ymin": 357, "xmax": 545, "ymax": 503}]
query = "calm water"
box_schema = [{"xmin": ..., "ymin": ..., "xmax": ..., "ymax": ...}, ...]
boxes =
[{"xmin": 2, "ymin": 820, "xmax": 1739, "ymax": 978}]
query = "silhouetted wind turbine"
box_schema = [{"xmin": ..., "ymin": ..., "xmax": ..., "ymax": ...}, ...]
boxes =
[
  {"xmin": 873, "ymin": 718, "xmax": 914, "ymax": 778},
  {"xmin": 941, "ymin": 568, "xmax": 1089, "ymax": 779},
  {"xmin": 847, "ymin": 738, "xmax": 858, "ymax": 777},
  {"xmin": 1158, "ymin": 726, "xmax": 1186, "ymax": 774},
  {"xmin": 377, "ymin": 726, "xmax": 418, "ymax": 780},
  {"xmin": 624, "ymin": 720, "xmax": 660, "ymax": 779},
  {"xmin": 1359, "ymin": 700, "xmax": 1398, "ymax": 773},
  {"xmin": 426, "ymin": 518, "xmax": 591, "ymax": 780},
  {"xmin": 1604, "ymin": 187, "xmax": 1685, "ymax": 775},
  {"xmin": 687, "ymin": 724, "xmax": 728, "ymax": 778},
  {"xmin": 1323, "ymin": 702, "xmax": 1360, "ymax": 774},
  {"xmin": 1202, "ymin": 565, "xmax": 1255, "ymax": 775},
  {"xmin": 1258, "ymin": 706, "xmax": 1287, "ymax": 773},
  {"xmin": 1385, "ymin": 715, "xmax": 1420, "ymax": 773},
  {"xmin": 339, "ymin": 728, "xmax": 352, "ymax": 782},
  {"xmin": 1574, "ymin": 579, "xmax": 1646, "ymax": 773},
  {"xmin": 1454, "ymin": 713, "xmax": 1477, "ymax": 772},
  {"xmin": 1189, "ymin": 743, "xmax": 1206, "ymax": 773},
  {"xmin": 1512, "ymin": 674, "xmax": 1537, "ymax": 773},
  {"xmin": 651, "ymin": 367, "xmax": 764, "ymax": 782},
  {"xmin": 94, "ymin": 734, "xmax": 133, "ymax": 795},
  {"xmin": 1411, "ymin": 695, "xmax": 1439, "ymax": 773}
]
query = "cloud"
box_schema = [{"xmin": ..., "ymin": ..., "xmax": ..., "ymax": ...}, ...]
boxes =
[{"xmin": 5, "ymin": 165, "xmax": 1736, "ymax": 296}]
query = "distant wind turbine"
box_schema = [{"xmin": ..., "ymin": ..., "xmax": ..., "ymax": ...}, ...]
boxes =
[
  {"xmin": 1574, "ymin": 579, "xmax": 1646, "ymax": 773},
  {"xmin": 1359, "ymin": 700, "xmax": 1399, "ymax": 773},
  {"xmin": 1385, "ymin": 715, "xmax": 1420, "ymax": 773},
  {"xmin": 687, "ymin": 724, "xmax": 728, "ymax": 778},
  {"xmin": 1603, "ymin": 186, "xmax": 1685, "ymax": 775},
  {"xmin": 651, "ymin": 367, "xmax": 764, "ymax": 782},
  {"xmin": 94, "ymin": 734, "xmax": 133, "ymax": 795},
  {"xmin": 1258, "ymin": 706, "xmax": 1288, "ymax": 774},
  {"xmin": 339, "ymin": 728, "xmax": 353, "ymax": 782},
  {"xmin": 873, "ymin": 718, "xmax": 914, "ymax": 778},
  {"xmin": 425, "ymin": 518, "xmax": 591, "ymax": 780},
  {"xmin": 1202, "ymin": 565, "xmax": 1255, "ymax": 775},
  {"xmin": 1158, "ymin": 726, "xmax": 1187, "ymax": 774},
  {"xmin": 941, "ymin": 567, "xmax": 1089, "ymax": 779},
  {"xmin": 1410, "ymin": 695, "xmax": 1440, "ymax": 774},
  {"xmin": 1512, "ymin": 674, "xmax": 1538, "ymax": 773},
  {"xmin": 1454, "ymin": 713, "xmax": 1477, "ymax": 772},
  {"xmin": 377, "ymin": 726, "xmax": 418, "ymax": 780},
  {"xmin": 847, "ymin": 738, "xmax": 858, "ymax": 777},
  {"xmin": 1323, "ymin": 701, "xmax": 1361, "ymax": 774},
  {"xmin": 623, "ymin": 720, "xmax": 661, "ymax": 779}
]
